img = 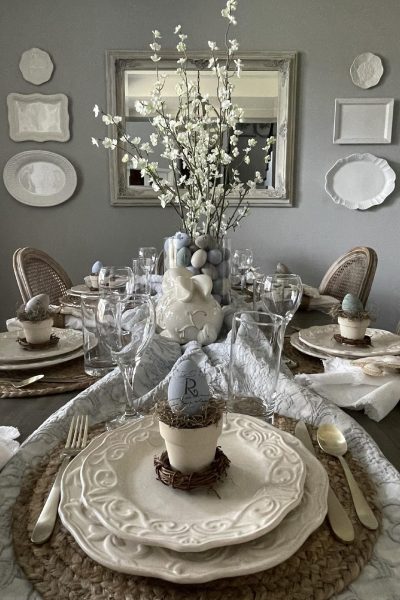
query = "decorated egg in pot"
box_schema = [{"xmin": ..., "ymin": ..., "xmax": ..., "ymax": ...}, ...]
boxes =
[
  {"xmin": 25, "ymin": 293, "xmax": 50, "ymax": 313},
  {"xmin": 91, "ymin": 260, "xmax": 103, "ymax": 275},
  {"xmin": 341, "ymin": 293, "xmax": 363, "ymax": 314},
  {"xmin": 167, "ymin": 359, "xmax": 210, "ymax": 416}
]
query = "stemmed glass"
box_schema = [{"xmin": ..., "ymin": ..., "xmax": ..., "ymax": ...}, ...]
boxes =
[
  {"xmin": 232, "ymin": 249, "xmax": 254, "ymax": 291},
  {"xmin": 98, "ymin": 266, "xmax": 134, "ymax": 300},
  {"xmin": 96, "ymin": 294, "xmax": 156, "ymax": 429},
  {"xmin": 138, "ymin": 247, "xmax": 157, "ymax": 295}
]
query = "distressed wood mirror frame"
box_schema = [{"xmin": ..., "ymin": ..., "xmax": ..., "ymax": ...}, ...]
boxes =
[{"xmin": 106, "ymin": 50, "xmax": 297, "ymax": 207}]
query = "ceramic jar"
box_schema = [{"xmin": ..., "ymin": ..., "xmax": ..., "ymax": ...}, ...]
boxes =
[
  {"xmin": 338, "ymin": 316, "xmax": 370, "ymax": 340},
  {"xmin": 159, "ymin": 419, "xmax": 223, "ymax": 473},
  {"xmin": 164, "ymin": 233, "xmax": 231, "ymax": 305},
  {"xmin": 21, "ymin": 317, "xmax": 53, "ymax": 344}
]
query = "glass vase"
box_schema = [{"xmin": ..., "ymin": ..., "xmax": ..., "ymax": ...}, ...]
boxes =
[{"xmin": 164, "ymin": 234, "xmax": 231, "ymax": 305}]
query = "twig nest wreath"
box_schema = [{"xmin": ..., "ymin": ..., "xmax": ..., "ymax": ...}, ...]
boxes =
[
  {"xmin": 331, "ymin": 293, "xmax": 372, "ymax": 344},
  {"xmin": 16, "ymin": 294, "xmax": 54, "ymax": 345},
  {"xmin": 155, "ymin": 359, "xmax": 229, "ymax": 488},
  {"xmin": 156, "ymin": 269, "xmax": 224, "ymax": 345}
]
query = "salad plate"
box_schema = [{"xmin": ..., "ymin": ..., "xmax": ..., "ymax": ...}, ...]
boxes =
[
  {"xmin": 299, "ymin": 325, "xmax": 400, "ymax": 358},
  {"xmin": 0, "ymin": 328, "xmax": 82, "ymax": 363},
  {"xmin": 59, "ymin": 420, "xmax": 328, "ymax": 583},
  {"xmin": 290, "ymin": 332, "xmax": 331, "ymax": 360},
  {"xmin": 325, "ymin": 153, "xmax": 395, "ymax": 211},
  {"xmin": 79, "ymin": 414, "xmax": 306, "ymax": 552}
]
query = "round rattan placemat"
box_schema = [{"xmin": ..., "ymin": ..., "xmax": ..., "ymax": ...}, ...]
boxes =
[
  {"xmin": 0, "ymin": 357, "xmax": 98, "ymax": 398},
  {"xmin": 12, "ymin": 416, "xmax": 380, "ymax": 600}
]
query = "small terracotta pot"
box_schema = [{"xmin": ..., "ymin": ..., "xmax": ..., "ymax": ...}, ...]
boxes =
[
  {"xmin": 21, "ymin": 317, "xmax": 53, "ymax": 344},
  {"xmin": 159, "ymin": 419, "xmax": 223, "ymax": 474},
  {"xmin": 338, "ymin": 316, "xmax": 370, "ymax": 340}
]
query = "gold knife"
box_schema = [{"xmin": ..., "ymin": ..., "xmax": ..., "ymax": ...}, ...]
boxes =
[{"xmin": 294, "ymin": 420, "xmax": 355, "ymax": 543}]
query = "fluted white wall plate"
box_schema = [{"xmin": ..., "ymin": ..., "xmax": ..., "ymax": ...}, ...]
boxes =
[
  {"xmin": 7, "ymin": 93, "xmax": 70, "ymax": 142},
  {"xmin": 19, "ymin": 48, "xmax": 53, "ymax": 85},
  {"xmin": 350, "ymin": 52, "xmax": 383, "ymax": 89},
  {"xmin": 325, "ymin": 153, "xmax": 395, "ymax": 210},
  {"xmin": 79, "ymin": 414, "xmax": 306, "ymax": 552},
  {"xmin": 59, "ymin": 417, "xmax": 328, "ymax": 583},
  {"xmin": 3, "ymin": 150, "xmax": 77, "ymax": 207}
]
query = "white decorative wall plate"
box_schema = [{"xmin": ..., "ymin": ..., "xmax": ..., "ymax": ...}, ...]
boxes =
[
  {"xmin": 7, "ymin": 93, "xmax": 70, "ymax": 142},
  {"xmin": 325, "ymin": 153, "xmax": 395, "ymax": 210},
  {"xmin": 350, "ymin": 52, "xmax": 383, "ymax": 89},
  {"xmin": 3, "ymin": 150, "xmax": 77, "ymax": 207},
  {"xmin": 333, "ymin": 98, "xmax": 393, "ymax": 144},
  {"xmin": 19, "ymin": 47, "xmax": 53, "ymax": 85}
]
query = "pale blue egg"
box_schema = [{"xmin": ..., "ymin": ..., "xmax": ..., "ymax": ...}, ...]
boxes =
[
  {"xmin": 176, "ymin": 246, "xmax": 192, "ymax": 267},
  {"xmin": 91, "ymin": 260, "xmax": 103, "ymax": 274},
  {"xmin": 191, "ymin": 249, "xmax": 207, "ymax": 268},
  {"xmin": 207, "ymin": 248, "xmax": 223, "ymax": 265},
  {"xmin": 26, "ymin": 293, "xmax": 50, "ymax": 312},
  {"xmin": 342, "ymin": 293, "xmax": 363, "ymax": 313},
  {"xmin": 174, "ymin": 231, "xmax": 191, "ymax": 250},
  {"xmin": 217, "ymin": 260, "xmax": 230, "ymax": 278},
  {"xmin": 167, "ymin": 359, "xmax": 210, "ymax": 416},
  {"xmin": 187, "ymin": 266, "xmax": 200, "ymax": 275},
  {"xmin": 212, "ymin": 277, "xmax": 230, "ymax": 296},
  {"xmin": 194, "ymin": 234, "xmax": 211, "ymax": 250}
]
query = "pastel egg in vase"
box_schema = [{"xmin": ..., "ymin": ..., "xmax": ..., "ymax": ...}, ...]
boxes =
[
  {"xmin": 335, "ymin": 293, "xmax": 371, "ymax": 340},
  {"xmin": 16, "ymin": 294, "xmax": 53, "ymax": 344},
  {"xmin": 158, "ymin": 358, "xmax": 223, "ymax": 474}
]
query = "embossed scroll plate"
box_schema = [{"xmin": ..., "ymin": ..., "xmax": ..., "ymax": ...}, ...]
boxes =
[
  {"xmin": 79, "ymin": 414, "xmax": 306, "ymax": 552},
  {"xmin": 0, "ymin": 329, "xmax": 82, "ymax": 364},
  {"xmin": 59, "ymin": 417, "xmax": 328, "ymax": 583},
  {"xmin": 299, "ymin": 325, "xmax": 400, "ymax": 358}
]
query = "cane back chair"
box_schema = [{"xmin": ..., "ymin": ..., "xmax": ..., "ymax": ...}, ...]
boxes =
[
  {"xmin": 318, "ymin": 246, "xmax": 378, "ymax": 307},
  {"xmin": 13, "ymin": 247, "xmax": 73, "ymax": 326}
]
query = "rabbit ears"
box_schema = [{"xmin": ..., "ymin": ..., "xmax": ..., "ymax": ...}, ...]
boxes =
[{"xmin": 175, "ymin": 274, "xmax": 213, "ymax": 302}]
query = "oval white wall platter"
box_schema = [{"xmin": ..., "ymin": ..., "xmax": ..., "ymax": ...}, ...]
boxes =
[
  {"xmin": 350, "ymin": 52, "xmax": 383, "ymax": 89},
  {"xmin": 3, "ymin": 150, "xmax": 77, "ymax": 207},
  {"xmin": 325, "ymin": 153, "xmax": 396, "ymax": 210}
]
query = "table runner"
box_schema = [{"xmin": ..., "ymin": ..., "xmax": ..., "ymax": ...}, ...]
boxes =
[
  {"xmin": 12, "ymin": 417, "xmax": 380, "ymax": 600},
  {"xmin": 1, "ymin": 333, "xmax": 399, "ymax": 599}
]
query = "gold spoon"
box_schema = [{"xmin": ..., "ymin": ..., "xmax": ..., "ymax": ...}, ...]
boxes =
[
  {"xmin": 0, "ymin": 374, "xmax": 44, "ymax": 388},
  {"xmin": 317, "ymin": 424, "xmax": 378, "ymax": 530}
]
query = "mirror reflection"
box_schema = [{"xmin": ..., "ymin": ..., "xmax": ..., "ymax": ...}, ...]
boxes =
[{"xmin": 106, "ymin": 52, "xmax": 296, "ymax": 206}]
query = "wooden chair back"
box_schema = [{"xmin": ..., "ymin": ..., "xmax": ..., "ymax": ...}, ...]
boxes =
[{"xmin": 318, "ymin": 246, "xmax": 377, "ymax": 307}]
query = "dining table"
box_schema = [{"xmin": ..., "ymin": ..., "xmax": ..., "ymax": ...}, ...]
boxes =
[{"xmin": 0, "ymin": 305, "xmax": 399, "ymax": 600}]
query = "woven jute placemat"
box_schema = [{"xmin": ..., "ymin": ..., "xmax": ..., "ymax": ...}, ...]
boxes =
[
  {"xmin": 12, "ymin": 415, "xmax": 380, "ymax": 600},
  {"xmin": 0, "ymin": 357, "xmax": 98, "ymax": 398}
]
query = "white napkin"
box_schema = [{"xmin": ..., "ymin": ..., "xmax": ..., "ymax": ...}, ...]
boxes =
[
  {"xmin": 295, "ymin": 356, "xmax": 400, "ymax": 422},
  {"xmin": 6, "ymin": 317, "xmax": 22, "ymax": 332},
  {"xmin": 0, "ymin": 426, "xmax": 20, "ymax": 471}
]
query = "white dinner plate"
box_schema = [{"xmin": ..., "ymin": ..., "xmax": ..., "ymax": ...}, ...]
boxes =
[
  {"xmin": 68, "ymin": 285, "xmax": 99, "ymax": 298},
  {"xmin": 325, "ymin": 153, "xmax": 395, "ymax": 210},
  {"xmin": 59, "ymin": 418, "xmax": 328, "ymax": 583},
  {"xmin": 299, "ymin": 325, "xmax": 400, "ymax": 358},
  {"xmin": 290, "ymin": 332, "xmax": 331, "ymax": 360},
  {"xmin": 79, "ymin": 414, "xmax": 306, "ymax": 552},
  {"xmin": 0, "ymin": 328, "xmax": 82, "ymax": 364},
  {"xmin": 0, "ymin": 347, "xmax": 83, "ymax": 371}
]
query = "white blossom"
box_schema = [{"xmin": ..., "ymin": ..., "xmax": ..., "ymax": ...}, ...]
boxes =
[
  {"xmin": 91, "ymin": 137, "xmax": 99, "ymax": 147},
  {"xmin": 150, "ymin": 54, "xmax": 161, "ymax": 62},
  {"xmin": 152, "ymin": 29, "xmax": 161, "ymax": 38},
  {"xmin": 93, "ymin": 104, "xmax": 100, "ymax": 118},
  {"xmin": 121, "ymin": 153, "xmax": 130, "ymax": 163},
  {"xmin": 102, "ymin": 137, "xmax": 117, "ymax": 149}
]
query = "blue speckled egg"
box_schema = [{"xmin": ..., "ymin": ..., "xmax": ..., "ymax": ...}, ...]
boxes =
[
  {"xmin": 207, "ymin": 248, "xmax": 222, "ymax": 265},
  {"xmin": 341, "ymin": 293, "xmax": 363, "ymax": 314},
  {"xmin": 167, "ymin": 359, "xmax": 210, "ymax": 416},
  {"xmin": 176, "ymin": 246, "xmax": 192, "ymax": 267},
  {"xmin": 91, "ymin": 260, "xmax": 103, "ymax": 274},
  {"xmin": 174, "ymin": 231, "xmax": 191, "ymax": 250},
  {"xmin": 25, "ymin": 293, "xmax": 50, "ymax": 313}
]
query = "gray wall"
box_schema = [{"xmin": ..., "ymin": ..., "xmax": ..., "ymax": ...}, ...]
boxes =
[{"xmin": 1, "ymin": 0, "xmax": 399, "ymax": 330}]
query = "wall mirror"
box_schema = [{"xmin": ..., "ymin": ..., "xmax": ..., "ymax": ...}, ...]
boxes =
[{"xmin": 106, "ymin": 50, "xmax": 297, "ymax": 207}]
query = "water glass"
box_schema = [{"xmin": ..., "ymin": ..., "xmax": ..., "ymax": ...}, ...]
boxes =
[
  {"xmin": 232, "ymin": 249, "xmax": 254, "ymax": 291},
  {"xmin": 138, "ymin": 247, "xmax": 157, "ymax": 294},
  {"xmin": 98, "ymin": 266, "xmax": 134, "ymax": 299},
  {"xmin": 229, "ymin": 311, "xmax": 284, "ymax": 424},
  {"xmin": 81, "ymin": 295, "xmax": 116, "ymax": 377}
]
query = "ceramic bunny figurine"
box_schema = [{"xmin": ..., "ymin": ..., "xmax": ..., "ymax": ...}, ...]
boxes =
[{"xmin": 156, "ymin": 268, "xmax": 224, "ymax": 345}]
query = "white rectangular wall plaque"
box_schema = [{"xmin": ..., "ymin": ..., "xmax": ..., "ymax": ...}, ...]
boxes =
[
  {"xmin": 333, "ymin": 98, "xmax": 393, "ymax": 144},
  {"xmin": 7, "ymin": 93, "xmax": 70, "ymax": 142}
]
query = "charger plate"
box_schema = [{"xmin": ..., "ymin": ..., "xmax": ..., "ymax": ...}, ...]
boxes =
[
  {"xmin": 78, "ymin": 414, "xmax": 306, "ymax": 552},
  {"xmin": 59, "ymin": 418, "xmax": 326, "ymax": 583},
  {"xmin": 299, "ymin": 325, "xmax": 400, "ymax": 358},
  {"xmin": 0, "ymin": 328, "xmax": 82, "ymax": 363}
]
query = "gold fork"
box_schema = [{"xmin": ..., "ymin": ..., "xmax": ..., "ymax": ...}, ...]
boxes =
[{"xmin": 31, "ymin": 415, "xmax": 89, "ymax": 544}]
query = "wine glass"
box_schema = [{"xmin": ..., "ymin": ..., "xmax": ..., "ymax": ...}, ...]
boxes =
[
  {"xmin": 232, "ymin": 249, "xmax": 254, "ymax": 291},
  {"xmin": 96, "ymin": 294, "xmax": 156, "ymax": 429},
  {"xmin": 138, "ymin": 247, "xmax": 157, "ymax": 295},
  {"xmin": 260, "ymin": 273, "xmax": 303, "ymax": 326},
  {"xmin": 98, "ymin": 266, "xmax": 134, "ymax": 300}
]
